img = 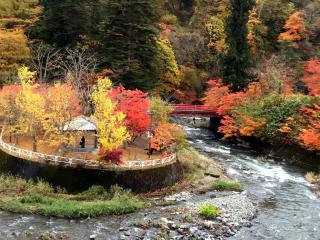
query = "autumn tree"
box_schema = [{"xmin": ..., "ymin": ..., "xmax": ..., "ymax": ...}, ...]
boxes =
[
  {"xmin": 110, "ymin": 85, "xmax": 150, "ymax": 140},
  {"xmin": 0, "ymin": 85, "xmax": 21, "ymax": 142},
  {"xmin": 207, "ymin": 15, "xmax": 228, "ymax": 54},
  {"xmin": 151, "ymin": 123, "xmax": 186, "ymax": 153},
  {"xmin": 298, "ymin": 102, "xmax": 320, "ymax": 151},
  {"xmin": 43, "ymin": 82, "xmax": 81, "ymax": 149},
  {"xmin": 150, "ymin": 97, "xmax": 173, "ymax": 124},
  {"xmin": 154, "ymin": 39, "xmax": 180, "ymax": 96},
  {"xmin": 15, "ymin": 67, "xmax": 46, "ymax": 152},
  {"xmin": 91, "ymin": 78, "xmax": 130, "ymax": 153},
  {"xmin": 278, "ymin": 11, "xmax": 306, "ymax": 47},
  {"xmin": 0, "ymin": 0, "xmax": 41, "ymax": 29},
  {"xmin": 204, "ymin": 80, "xmax": 245, "ymax": 115},
  {"xmin": 0, "ymin": 30, "xmax": 30, "ymax": 84},
  {"xmin": 257, "ymin": 0, "xmax": 295, "ymax": 49},
  {"xmin": 222, "ymin": 0, "xmax": 255, "ymax": 91},
  {"xmin": 303, "ymin": 60, "xmax": 320, "ymax": 96},
  {"xmin": 247, "ymin": 7, "xmax": 267, "ymax": 53}
]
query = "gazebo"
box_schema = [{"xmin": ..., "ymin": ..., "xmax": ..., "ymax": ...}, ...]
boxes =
[{"xmin": 63, "ymin": 116, "xmax": 98, "ymax": 150}]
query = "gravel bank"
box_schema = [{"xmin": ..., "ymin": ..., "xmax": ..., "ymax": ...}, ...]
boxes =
[{"xmin": 118, "ymin": 192, "xmax": 257, "ymax": 240}]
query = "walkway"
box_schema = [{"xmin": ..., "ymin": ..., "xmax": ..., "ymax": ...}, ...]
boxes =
[{"xmin": 0, "ymin": 129, "xmax": 176, "ymax": 171}]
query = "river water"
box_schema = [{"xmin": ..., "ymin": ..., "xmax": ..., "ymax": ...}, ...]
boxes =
[
  {"xmin": 0, "ymin": 126, "xmax": 320, "ymax": 240},
  {"xmin": 185, "ymin": 126, "xmax": 320, "ymax": 240}
]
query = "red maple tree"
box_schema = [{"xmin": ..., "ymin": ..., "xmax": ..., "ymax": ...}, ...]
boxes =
[
  {"xmin": 204, "ymin": 80, "xmax": 245, "ymax": 115},
  {"xmin": 110, "ymin": 85, "xmax": 150, "ymax": 139},
  {"xmin": 303, "ymin": 60, "xmax": 320, "ymax": 96}
]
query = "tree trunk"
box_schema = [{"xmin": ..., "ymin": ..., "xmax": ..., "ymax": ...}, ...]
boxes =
[{"xmin": 32, "ymin": 135, "xmax": 37, "ymax": 152}]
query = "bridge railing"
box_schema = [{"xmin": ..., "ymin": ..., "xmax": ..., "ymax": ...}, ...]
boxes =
[
  {"xmin": 0, "ymin": 128, "xmax": 176, "ymax": 171},
  {"xmin": 170, "ymin": 104, "xmax": 218, "ymax": 112}
]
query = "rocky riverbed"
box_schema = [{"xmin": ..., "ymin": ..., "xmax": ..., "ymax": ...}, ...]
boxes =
[{"xmin": 117, "ymin": 192, "xmax": 257, "ymax": 240}]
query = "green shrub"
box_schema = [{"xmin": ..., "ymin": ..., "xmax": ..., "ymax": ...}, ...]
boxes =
[
  {"xmin": 211, "ymin": 179, "xmax": 243, "ymax": 192},
  {"xmin": 2, "ymin": 192, "xmax": 143, "ymax": 218},
  {"xmin": 0, "ymin": 174, "xmax": 144, "ymax": 218},
  {"xmin": 161, "ymin": 14, "xmax": 178, "ymax": 25},
  {"xmin": 199, "ymin": 204, "xmax": 221, "ymax": 219}
]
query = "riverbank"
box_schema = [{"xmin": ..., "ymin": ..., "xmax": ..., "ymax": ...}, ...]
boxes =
[
  {"xmin": 0, "ymin": 175, "xmax": 143, "ymax": 218},
  {"xmin": 0, "ymin": 145, "xmax": 258, "ymax": 239}
]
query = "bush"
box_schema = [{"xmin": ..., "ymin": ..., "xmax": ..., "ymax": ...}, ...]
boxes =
[
  {"xmin": 178, "ymin": 148, "xmax": 214, "ymax": 182},
  {"xmin": 161, "ymin": 14, "xmax": 178, "ymax": 25},
  {"xmin": 99, "ymin": 149, "xmax": 124, "ymax": 165},
  {"xmin": 211, "ymin": 179, "xmax": 243, "ymax": 192},
  {"xmin": 235, "ymin": 94, "xmax": 313, "ymax": 143},
  {"xmin": 199, "ymin": 204, "xmax": 221, "ymax": 219}
]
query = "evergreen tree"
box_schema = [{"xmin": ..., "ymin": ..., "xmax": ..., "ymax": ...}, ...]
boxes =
[
  {"xmin": 222, "ymin": 0, "xmax": 254, "ymax": 91},
  {"xmin": 31, "ymin": 0, "xmax": 97, "ymax": 47},
  {"xmin": 99, "ymin": 0, "xmax": 160, "ymax": 91}
]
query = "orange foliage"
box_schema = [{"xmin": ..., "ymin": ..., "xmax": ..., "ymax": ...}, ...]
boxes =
[
  {"xmin": 303, "ymin": 60, "xmax": 320, "ymax": 96},
  {"xmin": 299, "ymin": 128, "xmax": 320, "ymax": 151},
  {"xmin": 278, "ymin": 11, "xmax": 305, "ymax": 46},
  {"xmin": 218, "ymin": 115, "xmax": 238, "ymax": 138},
  {"xmin": 151, "ymin": 123, "xmax": 181, "ymax": 153},
  {"xmin": 204, "ymin": 80, "xmax": 245, "ymax": 115},
  {"xmin": 298, "ymin": 105, "xmax": 320, "ymax": 151},
  {"xmin": 239, "ymin": 116, "xmax": 266, "ymax": 137}
]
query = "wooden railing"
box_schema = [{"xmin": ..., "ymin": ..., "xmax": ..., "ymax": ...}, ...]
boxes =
[{"xmin": 0, "ymin": 129, "xmax": 176, "ymax": 171}]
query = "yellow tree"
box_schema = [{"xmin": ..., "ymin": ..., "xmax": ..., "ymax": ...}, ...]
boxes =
[
  {"xmin": 0, "ymin": 85, "xmax": 21, "ymax": 142},
  {"xmin": 42, "ymin": 82, "xmax": 81, "ymax": 149},
  {"xmin": 0, "ymin": 30, "xmax": 30, "ymax": 84},
  {"xmin": 15, "ymin": 67, "xmax": 45, "ymax": 152},
  {"xmin": 155, "ymin": 38, "xmax": 180, "ymax": 96},
  {"xmin": 91, "ymin": 78, "xmax": 130, "ymax": 152},
  {"xmin": 247, "ymin": 7, "xmax": 267, "ymax": 53},
  {"xmin": 207, "ymin": 16, "xmax": 228, "ymax": 54},
  {"xmin": 150, "ymin": 97, "xmax": 173, "ymax": 124}
]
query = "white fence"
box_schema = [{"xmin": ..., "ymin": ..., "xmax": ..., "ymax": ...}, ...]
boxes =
[{"xmin": 0, "ymin": 129, "xmax": 176, "ymax": 171}]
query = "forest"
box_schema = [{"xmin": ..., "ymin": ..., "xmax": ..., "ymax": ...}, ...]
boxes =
[
  {"xmin": 0, "ymin": 1, "xmax": 320, "ymax": 239},
  {"xmin": 1, "ymin": 0, "xmax": 319, "ymax": 153}
]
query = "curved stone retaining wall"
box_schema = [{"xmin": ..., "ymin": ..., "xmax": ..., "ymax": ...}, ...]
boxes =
[{"xmin": 0, "ymin": 129, "xmax": 176, "ymax": 171}]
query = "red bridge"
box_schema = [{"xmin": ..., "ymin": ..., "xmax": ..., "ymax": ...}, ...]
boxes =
[{"xmin": 170, "ymin": 104, "xmax": 219, "ymax": 117}]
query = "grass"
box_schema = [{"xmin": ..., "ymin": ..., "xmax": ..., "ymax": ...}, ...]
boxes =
[
  {"xmin": 177, "ymin": 148, "xmax": 214, "ymax": 182},
  {"xmin": 211, "ymin": 179, "xmax": 243, "ymax": 192},
  {"xmin": 0, "ymin": 175, "xmax": 143, "ymax": 218},
  {"xmin": 199, "ymin": 204, "xmax": 221, "ymax": 219}
]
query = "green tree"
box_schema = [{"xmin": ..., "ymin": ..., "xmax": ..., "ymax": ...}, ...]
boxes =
[
  {"xmin": 222, "ymin": 0, "xmax": 254, "ymax": 91},
  {"xmin": 31, "ymin": 0, "xmax": 97, "ymax": 47},
  {"xmin": 99, "ymin": 0, "xmax": 160, "ymax": 91}
]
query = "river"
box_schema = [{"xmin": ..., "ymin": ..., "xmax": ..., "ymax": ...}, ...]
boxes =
[
  {"xmin": 0, "ymin": 126, "xmax": 319, "ymax": 240},
  {"xmin": 185, "ymin": 126, "xmax": 320, "ymax": 240}
]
